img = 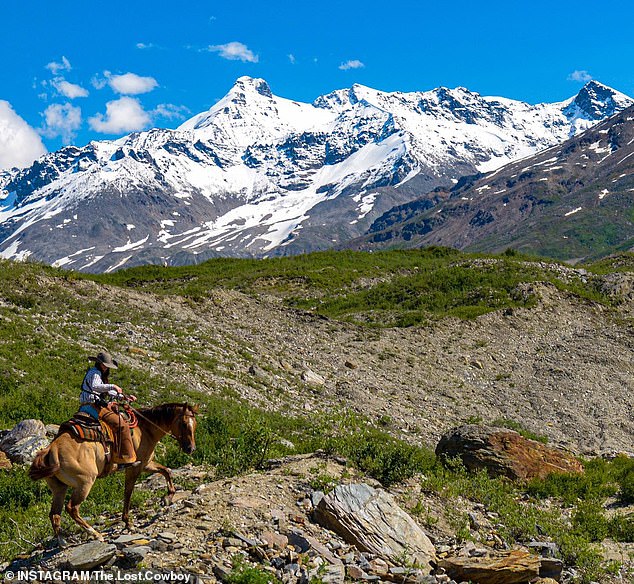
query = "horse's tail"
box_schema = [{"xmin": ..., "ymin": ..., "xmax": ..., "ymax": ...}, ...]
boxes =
[{"xmin": 28, "ymin": 444, "xmax": 60, "ymax": 481}]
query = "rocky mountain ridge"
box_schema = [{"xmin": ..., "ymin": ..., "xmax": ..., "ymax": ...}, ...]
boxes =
[
  {"xmin": 350, "ymin": 104, "xmax": 634, "ymax": 261},
  {"xmin": 0, "ymin": 79, "xmax": 631, "ymax": 272}
]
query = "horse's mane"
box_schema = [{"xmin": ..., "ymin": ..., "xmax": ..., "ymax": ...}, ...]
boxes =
[{"xmin": 136, "ymin": 402, "xmax": 195, "ymax": 425}]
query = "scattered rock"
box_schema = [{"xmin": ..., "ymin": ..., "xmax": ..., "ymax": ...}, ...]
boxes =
[
  {"xmin": 439, "ymin": 549, "xmax": 540, "ymax": 584},
  {"xmin": 113, "ymin": 534, "xmax": 148, "ymax": 546},
  {"xmin": 313, "ymin": 483, "xmax": 436, "ymax": 572},
  {"xmin": 0, "ymin": 419, "xmax": 46, "ymax": 450},
  {"xmin": 248, "ymin": 364, "xmax": 265, "ymax": 377},
  {"xmin": 44, "ymin": 424, "xmax": 60, "ymax": 437},
  {"xmin": 316, "ymin": 563, "xmax": 345, "ymax": 584},
  {"xmin": 301, "ymin": 369, "xmax": 325, "ymax": 386},
  {"xmin": 0, "ymin": 419, "xmax": 49, "ymax": 464},
  {"xmin": 539, "ymin": 557, "xmax": 564, "ymax": 581},
  {"xmin": 157, "ymin": 531, "xmax": 178, "ymax": 542},
  {"xmin": 64, "ymin": 541, "xmax": 117, "ymax": 570},
  {"xmin": 435, "ymin": 425, "xmax": 584, "ymax": 480},
  {"xmin": 4, "ymin": 435, "xmax": 50, "ymax": 464},
  {"xmin": 260, "ymin": 530, "xmax": 288, "ymax": 550},
  {"xmin": 527, "ymin": 540, "xmax": 559, "ymax": 558},
  {"xmin": 119, "ymin": 545, "xmax": 151, "ymax": 568}
]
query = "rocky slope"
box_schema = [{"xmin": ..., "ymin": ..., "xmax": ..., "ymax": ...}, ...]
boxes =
[
  {"xmin": 2, "ymin": 452, "xmax": 633, "ymax": 583},
  {"xmin": 351, "ymin": 105, "xmax": 634, "ymax": 261},
  {"xmin": 0, "ymin": 257, "xmax": 634, "ymax": 582},
  {"xmin": 0, "ymin": 80, "xmax": 631, "ymax": 272},
  {"xmin": 2, "ymin": 261, "xmax": 633, "ymax": 456}
]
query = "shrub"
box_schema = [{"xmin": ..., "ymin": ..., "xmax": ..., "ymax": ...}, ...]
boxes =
[
  {"xmin": 226, "ymin": 556, "xmax": 280, "ymax": 584},
  {"xmin": 527, "ymin": 458, "xmax": 617, "ymax": 505}
]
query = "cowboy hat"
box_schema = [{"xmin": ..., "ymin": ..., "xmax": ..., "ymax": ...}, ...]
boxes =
[{"xmin": 89, "ymin": 351, "xmax": 118, "ymax": 369}]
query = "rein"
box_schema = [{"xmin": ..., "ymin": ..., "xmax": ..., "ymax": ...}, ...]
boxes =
[{"xmin": 131, "ymin": 406, "xmax": 195, "ymax": 443}]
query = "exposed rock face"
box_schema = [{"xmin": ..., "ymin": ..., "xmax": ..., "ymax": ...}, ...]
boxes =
[
  {"xmin": 313, "ymin": 483, "xmax": 437, "ymax": 572},
  {"xmin": 0, "ymin": 419, "xmax": 49, "ymax": 464},
  {"xmin": 439, "ymin": 550, "xmax": 540, "ymax": 584},
  {"xmin": 435, "ymin": 425, "xmax": 584, "ymax": 480}
]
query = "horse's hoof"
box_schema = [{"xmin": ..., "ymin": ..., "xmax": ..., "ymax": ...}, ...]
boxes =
[
  {"xmin": 89, "ymin": 529, "xmax": 104, "ymax": 542},
  {"xmin": 58, "ymin": 537, "xmax": 68, "ymax": 549}
]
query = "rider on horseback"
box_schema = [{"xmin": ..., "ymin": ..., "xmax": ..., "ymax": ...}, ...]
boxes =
[{"xmin": 80, "ymin": 351, "xmax": 140, "ymax": 469}]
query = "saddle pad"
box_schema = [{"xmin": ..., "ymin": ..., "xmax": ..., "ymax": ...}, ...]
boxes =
[{"xmin": 59, "ymin": 413, "xmax": 114, "ymax": 444}]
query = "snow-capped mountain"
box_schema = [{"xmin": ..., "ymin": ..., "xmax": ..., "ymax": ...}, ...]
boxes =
[
  {"xmin": 350, "ymin": 104, "xmax": 634, "ymax": 261},
  {"xmin": 0, "ymin": 78, "xmax": 631, "ymax": 272}
]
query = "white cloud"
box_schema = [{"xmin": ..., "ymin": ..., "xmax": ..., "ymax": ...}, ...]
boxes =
[
  {"xmin": 153, "ymin": 103, "xmax": 190, "ymax": 121},
  {"xmin": 136, "ymin": 42, "xmax": 155, "ymax": 50},
  {"xmin": 107, "ymin": 72, "xmax": 158, "ymax": 95},
  {"xmin": 568, "ymin": 70, "xmax": 593, "ymax": 83},
  {"xmin": 339, "ymin": 59, "xmax": 365, "ymax": 71},
  {"xmin": 91, "ymin": 74, "xmax": 108, "ymax": 90},
  {"xmin": 207, "ymin": 41, "xmax": 258, "ymax": 63},
  {"xmin": 46, "ymin": 56, "xmax": 71, "ymax": 75},
  {"xmin": 89, "ymin": 97, "xmax": 152, "ymax": 134},
  {"xmin": 0, "ymin": 101, "xmax": 47, "ymax": 169},
  {"xmin": 52, "ymin": 78, "xmax": 89, "ymax": 99},
  {"xmin": 288, "ymin": 54, "xmax": 296, "ymax": 65},
  {"xmin": 41, "ymin": 103, "xmax": 82, "ymax": 144}
]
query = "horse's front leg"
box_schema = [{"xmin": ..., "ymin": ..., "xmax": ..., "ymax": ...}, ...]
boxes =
[{"xmin": 143, "ymin": 460, "xmax": 176, "ymax": 506}]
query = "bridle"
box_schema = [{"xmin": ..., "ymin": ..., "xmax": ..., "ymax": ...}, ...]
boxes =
[{"xmin": 132, "ymin": 407, "xmax": 197, "ymax": 445}]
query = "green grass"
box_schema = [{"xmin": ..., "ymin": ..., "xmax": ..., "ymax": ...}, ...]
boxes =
[
  {"xmin": 87, "ymin": 248, "xmax": 615, "ymax": 326},
  {"xmin": 420, "ymin": 456, "xmax": 634, "ymax": 584}
]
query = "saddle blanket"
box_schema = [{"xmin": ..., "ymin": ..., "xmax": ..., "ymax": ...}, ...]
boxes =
[{"xmin": 59, "ymin": 412, "xmax": 114, "ymax": 444}]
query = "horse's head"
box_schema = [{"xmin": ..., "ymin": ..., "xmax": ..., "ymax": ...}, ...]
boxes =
[{"xmin": 171, "ymin": 403, "xmax": 198, "ymax": 455}]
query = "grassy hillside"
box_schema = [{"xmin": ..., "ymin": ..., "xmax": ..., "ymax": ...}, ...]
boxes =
[{"xmin": 91, "ymin": 248, "xmax": 616, "ymax": 324}]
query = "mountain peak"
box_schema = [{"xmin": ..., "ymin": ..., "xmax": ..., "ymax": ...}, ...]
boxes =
[
  {"xmin": 232, "ymin": 76, "xmax": 273, "ymax": 98},
  {"xmin": 571, "ymin": 80, "xmax": 633, "ymax": 120}
]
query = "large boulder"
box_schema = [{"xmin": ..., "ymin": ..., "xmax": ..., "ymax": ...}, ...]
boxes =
[
  {"xmin": 0, "ymin": 419, "xmax": 46, "ymax": 449},
  {"xmin": 0, "ymin": 419, "xmax": 49, "ymax": 464},
  {"xmin": 435, "ymin": 425, "xmax": 583, "ymax": 481},
  {"xmin": 4, "ymin": 436, "xmax": 50, "ymax": 464},
  {"xmin": 313, "ymin": 483, "xmax": 436, "ymax": 572},
  {"xmin": 439, "ymin": 550, "xmax": 540, "ymax": 584}
]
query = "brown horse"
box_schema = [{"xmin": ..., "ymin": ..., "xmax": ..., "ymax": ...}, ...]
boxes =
[{"xmin": 29, "ymin": 402, "xmax": 198, "ymax": 546}]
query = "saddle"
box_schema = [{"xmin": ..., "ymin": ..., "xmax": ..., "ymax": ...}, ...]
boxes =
[
  {"xmin": 58, "ymin": 412, "xmax": 114, "ymax": 445},
  {"xmin": 58, "ymin": 406, "xmax": 140, "ymax": 477}
]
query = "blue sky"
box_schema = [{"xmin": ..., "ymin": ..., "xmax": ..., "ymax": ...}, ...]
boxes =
[{"xmin": 1, "ymin": 0, "xmax": 633, "ymax": 169}]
